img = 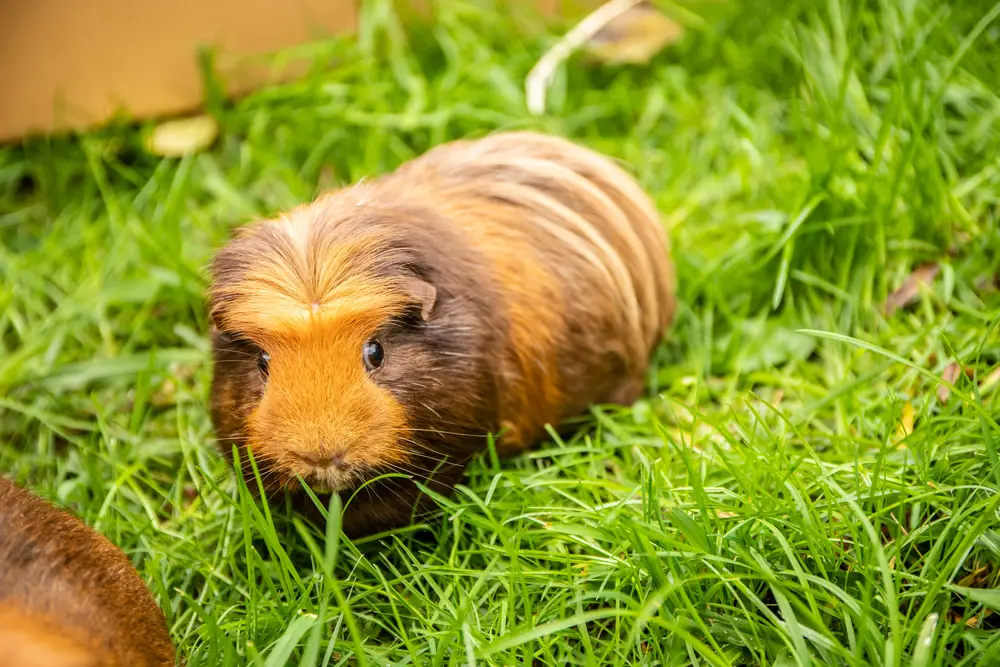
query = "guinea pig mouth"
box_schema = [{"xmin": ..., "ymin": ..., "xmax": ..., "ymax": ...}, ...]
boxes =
[{"xmin": 296, "ymin": 466, "xmax": 355, "ymax": 494}]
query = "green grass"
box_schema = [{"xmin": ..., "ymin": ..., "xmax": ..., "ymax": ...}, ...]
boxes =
[{"xmin": 2, "ymin": 0, "xmax": 1000, "ymax": 664}]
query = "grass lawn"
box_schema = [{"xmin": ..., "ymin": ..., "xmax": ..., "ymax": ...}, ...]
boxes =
[{"xmin": 2, "ymin": 0, "xmax": 1000, "ymax": 664}]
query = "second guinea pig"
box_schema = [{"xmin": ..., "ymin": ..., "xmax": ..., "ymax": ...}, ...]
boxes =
[
  {"xmin": 0, "ymin": 475, "xmax": 177, "ymax": 667},
  {"xmin": 208, "ymin": 130, "xmax": 675, "ymax": 536}
]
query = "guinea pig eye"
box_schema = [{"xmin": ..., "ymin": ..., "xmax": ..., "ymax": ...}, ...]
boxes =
[
  {"xmin": 362, "ymin": 340, "xmax": 384, "ymax": 371},
  {"xmin": 258, "ymin": 350, "xmax": 271, "ymax": 377}
]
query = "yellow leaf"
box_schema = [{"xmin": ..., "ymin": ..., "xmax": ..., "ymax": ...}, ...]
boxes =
[
  {"xmin": 981, "ymin": 366, "xmax": 1000, "ymax": 394},
  {"xmin": 145, "ymin": 115, "xmax": 219, "ymax": 157},
  {"xmin": 895, "ymin": 401, "xmax": 914, "ymax": 444},
  {"xmin": 585, "ymin": 1, "xmax": 684, "ymax": 65}
]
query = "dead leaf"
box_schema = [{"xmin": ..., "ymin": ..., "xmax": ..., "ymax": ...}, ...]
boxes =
[
  {"xmin": 146, "ymin": 114, "xmax": 219, "ymax": 157},
  {"xmin": 975, "ymin": 274, "xmax": 999, "ymax": 294},
  {"xmin": 957, "ymin": 608, "xmax": 994, "ymax": 628},
  {"xmin": 151, "ymin": 378, "xmax": 177, "ymax": 407},
  {"xmin": 981, "ymin": 366, "xmax": 1000, "ymax": 394},
  {"xmin": 528, "ymin": 0, "xmax": 646, "ymax": 114},
  {"xmin": 938, "ymin": 362, "xmax": 961, "ymax": 404},
  {"xmin": 317, "ymin": 164, "xmax": 337, "ymax": 192},
  {"xmin": 884, "ymin": 263, "xmax": 940, "ymax": 316},
  {"xmin": 585, "ymin": 1, "xmax": 684, "ymax": 65},
  {"xmin": 957, "ymin": 565, "xmax": 992, "ymax": 588},
  {"xmin": 772, "ymin": 389, "xmax": 784, "ymax": 410}
]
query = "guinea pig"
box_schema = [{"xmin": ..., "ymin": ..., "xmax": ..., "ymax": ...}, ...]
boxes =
[
  {"xmin": 0, "ymin": 475, "xmax": 176, "ymax": 667},
  {"xmin": 208, "ymin": 130, "xmax": 675, "ymax": 536}
]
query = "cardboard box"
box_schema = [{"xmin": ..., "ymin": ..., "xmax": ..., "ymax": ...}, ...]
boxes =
[
  {"xmin": 0, "ymin": 0, "xmax": 358, "ymax": 142},
  {"xmin": 0, "ymin": 0, "xmax": 595, "ymax": 143}
]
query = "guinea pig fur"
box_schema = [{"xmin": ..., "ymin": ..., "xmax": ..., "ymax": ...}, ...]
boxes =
[
  {"xmin": 0, "ymin": 475, "xmax": 176, "ymax": 667},
  {"xmin": 208, "ymin": 131, "xmax": 675, "ymax": 536}
]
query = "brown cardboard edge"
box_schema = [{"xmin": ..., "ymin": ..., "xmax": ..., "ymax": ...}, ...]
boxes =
[{"xmin": 0, "ymin": 0, "xmax": 599, "ymax": 144}]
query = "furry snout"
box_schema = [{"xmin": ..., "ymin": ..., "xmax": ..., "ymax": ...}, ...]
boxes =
[{"xmin": 246, "ymin": 342, "xmax": 410, "ymax": 480}]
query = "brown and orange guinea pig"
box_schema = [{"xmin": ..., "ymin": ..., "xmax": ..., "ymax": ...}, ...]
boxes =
[
  {"xmin": 0, "ymin": 475, "xmax": 176, "ymax": 667},
  {"xmin": 208, "ymin": 130, "xmax": 675, "ymax": 537}
]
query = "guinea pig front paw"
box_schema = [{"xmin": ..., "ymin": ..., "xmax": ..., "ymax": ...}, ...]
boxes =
[{"xmin": 494, "ymin": 419, "xmax": 529, "ymax": 458}]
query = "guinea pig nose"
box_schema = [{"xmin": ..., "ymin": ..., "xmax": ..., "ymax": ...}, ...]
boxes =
[{"xmin": 296, "ymin": 450, "xmax": 346, "ymax": 468}]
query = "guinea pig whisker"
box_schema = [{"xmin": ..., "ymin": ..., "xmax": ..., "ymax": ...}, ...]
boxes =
[
  {"xmin": 394, "ymin": 421, "xmax": 484, "ymax": 434},
  {"xmin": 436, "ymin": 351, "xmax": 478, "ymax": 359},
  {"xmin": 370, "ymin": 484, "xmax": 409, "ymax": 512},
  {"xmin": 400, "ymin": 379, "xmax": 432, "ymax": 390},
  {"xmin": 404, "ymin": 439, "xmax": 477, "ymax": 457},
  {"xmin": 384, "ymin": 461, "xmax": 448, "ymax": 477},
  {"xmin": 213, "ymin": 348, "xmax": 261, "ymax": 359},
  {"xmin": 418, "ymin": 402, "xmax": 444, "ymax": 421},
  {"xmin": 211, "ymin": 349, "xmax": 267, "ymax": 361},
  {"xmin": 397, "ymin": 426, "xmax": 488, "ymax": 437},
  {"xmin": 390, "ymin": 428, "xmax": 489, "ymax": 440},
  {"xmin": 374, "ymin": 451, "xmax": 460, "ymax": 477},
  {"xmin": 399, "ymin": 450, "xmax": 465, "ymax": 468},
  {"xmin": 393, "ymin": 435, "xmax": 452, "ymax": 453},
  {"xmin": 396, "ymin": 450, "xmax": 468, "ymax": 473}
]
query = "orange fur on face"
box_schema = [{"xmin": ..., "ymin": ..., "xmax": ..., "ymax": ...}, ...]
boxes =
[
  {"xmin": 248, "ymin": 320, "xmax": 410, "ymax": 491},
  {"xmin": 211, "ymin": 204, "xmax": 418, "ymax": 492}
]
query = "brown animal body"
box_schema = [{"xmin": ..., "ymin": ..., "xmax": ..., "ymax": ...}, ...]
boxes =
[
  {"xmin": 0, "ymin": 476, "xmax": 176, "ymax": 667},
  {"xmin": 209, "ymin": 131, "xmax": 675, "ymax": 536}
]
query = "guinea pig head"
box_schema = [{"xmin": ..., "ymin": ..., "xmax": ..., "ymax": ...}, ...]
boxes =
[{"xmin": 208, "ymin": 202, "xmax": 443, "ymax": 495}]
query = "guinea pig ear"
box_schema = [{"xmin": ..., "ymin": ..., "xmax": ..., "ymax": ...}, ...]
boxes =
[{"xmin": 401, "ymin": 277, "xmax": 438, "ymax": 321}]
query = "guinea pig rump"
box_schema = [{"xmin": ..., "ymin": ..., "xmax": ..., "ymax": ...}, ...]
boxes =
[{"xmin": 0, "ymin": 476, "xmax": 177, "ymax": 667}]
